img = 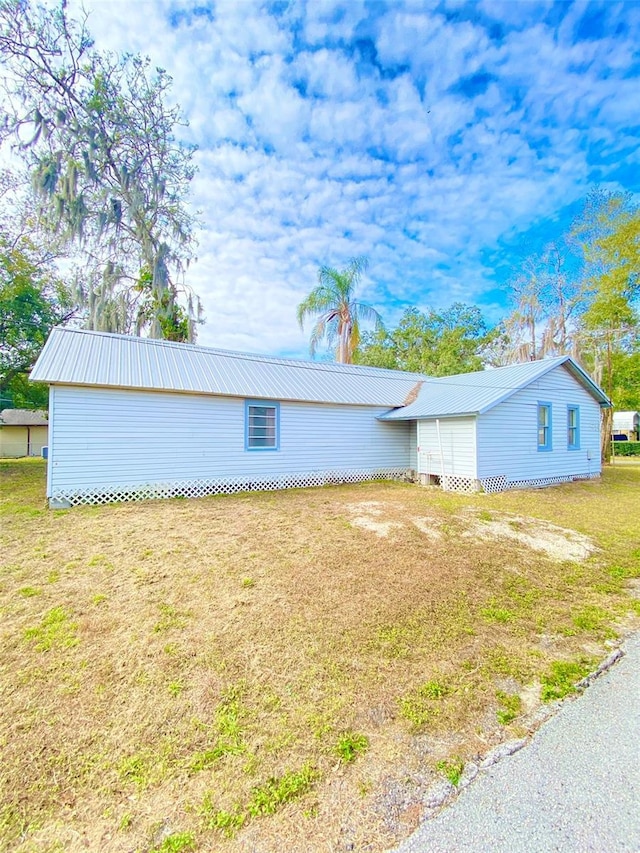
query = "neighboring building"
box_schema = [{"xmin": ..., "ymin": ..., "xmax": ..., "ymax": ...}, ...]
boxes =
[
  {"xmin": 0, "ymin": 409, "xmax": 48, "ymax": 458},
  {"xmin": 30, "ymin": 328, "xmax": 611, "ymax": 508},
  {"xmin": 612, "ymin": 411, "xmax": 639, "ymax": 441}
]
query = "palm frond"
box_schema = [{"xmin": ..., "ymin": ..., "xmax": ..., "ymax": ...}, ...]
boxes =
[
  {"xmin": 297, "ymin": 256, "xmax": 382, "ymax": 361},
  {"xmin": 353, "ymin": 301, "xmax": 385, "ymax": 331}
]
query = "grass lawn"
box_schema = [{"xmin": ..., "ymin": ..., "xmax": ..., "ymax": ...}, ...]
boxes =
[{"xmin": 1, "ymin": 459, "xmax": 639, "ymax": 853}]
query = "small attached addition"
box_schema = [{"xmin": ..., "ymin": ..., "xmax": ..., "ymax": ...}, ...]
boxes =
[
  {"xmin": 537, "ymin": 402, "xmax": 552, "ymax": 451},
  {"xmin": 567, "ymin": 405, "xmax": 580, "ymax": 450},
  {"xmin": 245, "ymin": 400, "xmax": 280, "ymax": 451}
]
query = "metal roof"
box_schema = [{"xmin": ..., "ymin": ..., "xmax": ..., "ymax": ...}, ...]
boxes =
[
  {"xmin": 379, "ymin": 356, "xmax": 611, "ymax": 420},
  {"xmin": 30, "ymin": 327, "xmax": 427, "ymax": 407}
]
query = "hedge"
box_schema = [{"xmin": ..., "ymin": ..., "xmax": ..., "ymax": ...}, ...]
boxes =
[{"xmin": 611, "ymin": 441, "xmax": 640, "ymax": 456}]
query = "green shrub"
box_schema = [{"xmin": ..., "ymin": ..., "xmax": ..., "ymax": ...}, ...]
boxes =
[{"xmin": 611, "ymin": 441, "xmax": 640, "ymax": 457}]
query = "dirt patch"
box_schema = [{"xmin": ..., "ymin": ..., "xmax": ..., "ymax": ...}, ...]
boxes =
[
  {"xmin": 461, "ymin": 510, "xmax": 597, "ymax": 562},
  {"xmin": 347, "ymin": 500, "xmax": 404, "ymax": 538},
  {"xmin": 410, "ymin": 516, "xmax": 444, "ymax": 541}
]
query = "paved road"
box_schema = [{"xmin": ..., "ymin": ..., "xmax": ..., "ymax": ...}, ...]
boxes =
[{"xmin": 394, "ymin": 632, "xmax": 640, "ymax": 853}]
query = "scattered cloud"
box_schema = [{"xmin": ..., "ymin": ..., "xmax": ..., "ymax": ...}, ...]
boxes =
[{"xmin": 61, "ymin": 0, "xmax": 640, "ymax": 355}]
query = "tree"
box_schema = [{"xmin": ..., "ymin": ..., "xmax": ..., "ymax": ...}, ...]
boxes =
[
  {"xmin": 498, "ymin": 189, "xmax": 639, "ymax": 460},
  {"xmin": 297, "ymin": 257, "xmax": 384, "ymax": 363},
  {"xmin": 356, "ymin": 303, "xmax": 496, "ymax": 376},
  {"xmin": 498, "ymin": 243, "xmax": 583, "ymax": 364},
  {"xmin": 570, "ymin": 190, "xmax": 639, "ymax": 457},
  {"xmin": 0, "ymin": 0, "xmax": 200, "ymax": 340},
  {"xmin": 0, "ymin": 230, "xmax": 77, "ymax": 408}
]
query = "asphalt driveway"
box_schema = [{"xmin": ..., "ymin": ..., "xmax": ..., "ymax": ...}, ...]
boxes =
[{"xmin": 394, "ymin": 631, "xmax": 640, "ymax": 853}]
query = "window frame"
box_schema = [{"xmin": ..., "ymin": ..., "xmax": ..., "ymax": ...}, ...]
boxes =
[
  {"xmin": 567, "ymin": 405, "xmax": 580, "ymax": 450},
  {"xmin": 537, "ymin": 402, "xmax": 552, "ymax": 452},
  {"xmin": 245, "ymin": 400, "xmax": 280, "ymax": 452}
]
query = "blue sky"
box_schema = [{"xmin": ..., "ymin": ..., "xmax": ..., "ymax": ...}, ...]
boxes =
[{"xmin": 67, "ymin": 0, "xmax": 640, "ymax": 357}]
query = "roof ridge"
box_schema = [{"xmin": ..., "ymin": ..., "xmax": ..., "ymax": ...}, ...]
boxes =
[{"xmin": 51, "ymin": 327, "xmax": 428, "ymax": 383}]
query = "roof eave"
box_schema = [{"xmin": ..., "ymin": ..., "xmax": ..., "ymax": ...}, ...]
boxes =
[{"xmin": 378, "ymin": 409, "xmax": 479, "ymax": 421}]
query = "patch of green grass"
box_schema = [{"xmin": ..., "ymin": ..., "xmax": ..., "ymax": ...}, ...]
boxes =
[
  {"xmin": 478, "ymin": 510, "xmax": 493, "ymax": 522},
  {"xmin": 152, "ymin": 832, "xmax": 195, "ymax": 853},
  {"xmin": 91, "ymin": 593, "xmax": 107, "ymax": 606},
  {"xmin": 375, "ymin": 624, "xmax": 410, "ymax": 659},
  {"xmin": 118, "ymin": 812, "xmax": 133, "ymax": 831},
  {"xmin": 400, "ymin": 678, "xmax": 450, "ymax": 730},
  {"xmin": 495, "ymin": 691, "xmax": 522, "ymax": 725},
  {"xmin": 419, "ymin": 679, "xmax": 449, "ymax": 699},
  {"xmin": 483, "ymin": 645, "xmax": 538, "ymax": 681},
  {"xmin": 334, "ymin": 732, "xmax": 369, "ymax": 764},
  {"xmin": 154, "ymin": 603, "xmax": 190, "ymax": 633},
  {"xmin": 540, "ymin": 659, "xmax": 594, "ymax": 702},
  {"xmin": 198, "ymin": 765, "xmax": 317, "ymax": 835},
  {"xmin": 481, "ymin": 600, "xmax": 516, "ymax": 624},
  {"xmin": 502, "ymin": 575, "xmax": 540, "ymax": 607},
  {"xmin": 571, "ymin": 605, "xmax": 608, "ymax": 632},
  {"xmin": 200, "ymin": 796, "xmax": 246, "ymax": 837},
  {"xmin": 23, "ymin": 606, "xmax": 79, "ymax": 652},
  {"xmin": 117, "ymin": 751, "xmax": 165, "ymax": 789},
  {"xmin": 247, "ymin": 764, "xmax": 317, "ymax": 817},
  {"xmin": 168, "ymin": 680, "xmax": 184, "ymax": 697},
  {"xmin": 87, "ymin": 554, "xmax": 114, "ymax": 569},
  {"xmin": 436, "ymin": 756, "xmax": 464, "ymax": 786},
  {"xmin": 188, "ymin": 686, "xmax": 246, "ymax": 771},
  {"xmin": 18, "ymin": 586, "xmax": 41, "ymax": 597},
  {"xmin": 241, "ymin": 577, "xmax": 255, "ymax": 588}
]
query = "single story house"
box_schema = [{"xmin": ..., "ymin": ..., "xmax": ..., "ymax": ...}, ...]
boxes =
[
  {"xmin": 30, "ymin": 328, "xmax": 611, "ymax": 508},
  {"xmin": 612, "ymin": 411, "xmax": 639, "ymax": 441},
  {"xmin": 0, "ymin": 409, "xmax": 48, "ymax": 458}
]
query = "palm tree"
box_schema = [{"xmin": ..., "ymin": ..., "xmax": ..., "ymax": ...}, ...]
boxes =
[{"xmin": 296, "ymin": 257, "xmax": 384, "ymax": 363}]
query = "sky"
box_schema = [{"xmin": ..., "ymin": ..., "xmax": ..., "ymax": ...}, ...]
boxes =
[{"xmin": 63, "ymin": 0, "xmax": 640, "ymax": 357}]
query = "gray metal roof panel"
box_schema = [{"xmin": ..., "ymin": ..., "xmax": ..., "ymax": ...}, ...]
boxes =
[
  {"xmin": 379, "ymin": 357, "xmax": 610, "ymax": 420},
  {"xmin": 31, "ymin": 328, "xmax": 427, "ymax": 406}
]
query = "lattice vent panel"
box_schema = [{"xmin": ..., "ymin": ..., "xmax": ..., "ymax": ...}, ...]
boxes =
[
  {"xmin": 51, "ymin": 468, "xmax": 412, "ymax": 507},
  {"xmin": 479, "ymin": 476, "xmax": 508, "ymax": 494},
  {"xmin": 479, "ymin": 472, "xmax": 599, "ymax": 494},
  {"xmin": 440, "ymin": 475, "xmax": 481, "ymax": 494}
]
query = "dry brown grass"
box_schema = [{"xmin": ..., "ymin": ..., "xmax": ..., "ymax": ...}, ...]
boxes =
[{"xmin": 1, "ymin": 459, "xmax": 639, "ymax": 853}]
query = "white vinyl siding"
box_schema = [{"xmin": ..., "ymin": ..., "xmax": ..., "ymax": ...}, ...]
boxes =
[
  {"xmin": 409, "ymin": 420, "xmax": 418, "ymax": 472},
  {"xmin": 477, "ymin": 365, "xmax": 602, "ymax": 482},
  {"xmin": 416, "ymin": 417, "xmax": 477, "ymax": 479},
  {"xmin": 46, "ymin": 385, "xmax": 411, "ymax": 497}
]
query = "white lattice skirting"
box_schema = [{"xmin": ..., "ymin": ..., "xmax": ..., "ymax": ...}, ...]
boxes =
[
  {"xmin": 49, "ymin": 468, "xmax": 413, "ymax": 508},
  {"xmin": 437, "ymin": 471, "xmax": 600, "ymax": 495}
]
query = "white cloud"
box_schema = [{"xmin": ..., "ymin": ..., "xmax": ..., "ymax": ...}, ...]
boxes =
[{"xmin": 42, "ymin": 0, "xmax": 640, "ymax": 355}]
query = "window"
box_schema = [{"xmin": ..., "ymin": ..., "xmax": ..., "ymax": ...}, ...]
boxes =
[
  {"xmin": 245, "ymin": 401, "xmax": 279, "ymax": 450},
  {"xmin": 567, "ymin": 405, "xmax": 580, "ymax": 450},
  {"xmin": 537, "ymin": 402, "xmax": 552, "ymax": 451}
]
